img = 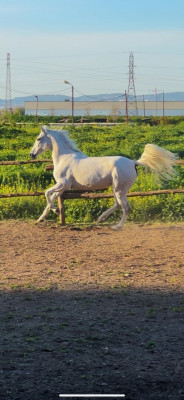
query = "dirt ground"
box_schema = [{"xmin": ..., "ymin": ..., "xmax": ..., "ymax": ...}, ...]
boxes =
[{"xmin": 0, "ymin": 220, "xmax": 184, "ymax": 400}]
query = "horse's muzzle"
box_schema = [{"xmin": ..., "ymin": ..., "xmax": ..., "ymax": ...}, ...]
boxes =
[{"xmin": 30, "ymin": 152, "xmax": 37, "ymax": 159}]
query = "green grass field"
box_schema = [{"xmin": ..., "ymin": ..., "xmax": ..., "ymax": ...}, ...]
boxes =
[{"xmin": 0, "ymin": 118, "xmax": 183, "ymax": 223}]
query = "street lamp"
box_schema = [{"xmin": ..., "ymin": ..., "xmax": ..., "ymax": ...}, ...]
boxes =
[
  {"xmin": 162, "ymin": 91, "xmax": 165, "ymax": 122},
  {"xmin": 64, "ymin": 80, "xmax": 74, "ymax": 123},
  {"xmin": 143, "ymin": 95, "xmax": 148, "ymax": 118}
]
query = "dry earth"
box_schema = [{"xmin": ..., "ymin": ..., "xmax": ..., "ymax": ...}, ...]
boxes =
[{"xmin": 0, "ymin": 221, "xmax": 184, "ymax": 400}]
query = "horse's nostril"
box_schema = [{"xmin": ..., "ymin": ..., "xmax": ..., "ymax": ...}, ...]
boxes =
[{"xmin": 30, "ymin": 152, "xmax": 36, "ymax": 159}]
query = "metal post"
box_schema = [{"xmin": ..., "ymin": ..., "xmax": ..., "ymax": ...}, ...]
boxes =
[
  {"xmin": 125, "ymin": 90, "xmax": 128, "ymax": 123},
  {"xmin": 64, "ymin": 80, "xmax": 74, "ymax": 123},
  {"xmin": 163, "ymin": 91, "xmax": 165, "ymax": 122},
  {"xmin": 155, "ymin": 88, "xmax": 157, "ymax": 117},
  {"xmin": 71, "ymin": 85, "xmax": 74, "ymax": 124},
  {"xmin": 143, "ymin": 95, "xmax": 145, "ymax": 118},
  {"xmin": 35, "ymin": 96, "xmax": 38, "ymax": 119}
]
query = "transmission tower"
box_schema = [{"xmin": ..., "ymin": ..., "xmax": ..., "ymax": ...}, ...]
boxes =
[
  {"xmin": 127, "ymin": 52, "xmax": 138, "ymax": 116},
  {"xmin": 6, "ymin": 53, "xmax": 12, "ymax": 111}
]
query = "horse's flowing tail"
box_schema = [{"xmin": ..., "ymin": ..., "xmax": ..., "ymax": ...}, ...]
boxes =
[{"xmin": 136, "ymin": 144, "xmax": 178, "ymax": 180}]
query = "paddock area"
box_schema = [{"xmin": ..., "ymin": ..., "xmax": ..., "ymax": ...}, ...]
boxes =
[{"xmin": 0, "ymin": 221, "xmax": 184, "ymax": 400}]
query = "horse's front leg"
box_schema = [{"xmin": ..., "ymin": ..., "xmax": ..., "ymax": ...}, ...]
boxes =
[
  {"xmin": 36, "ymin": 180, "xmax": 70, "ymax": 223},
  {"xmin": 36, "ymin": 192, "xmax": 58, "ymax": 223},
  {"xmin": 45, "ymin": 179, "xmax": 70, "ymax": 214}
]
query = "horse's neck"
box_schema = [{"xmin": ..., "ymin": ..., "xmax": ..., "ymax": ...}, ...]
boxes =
[{"xmin": 50, "ymin": 133, "xmax": 77, "ymax": 166}]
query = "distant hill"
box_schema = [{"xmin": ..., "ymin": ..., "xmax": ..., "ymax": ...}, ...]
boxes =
[
  {"xmin": 1, "ymin": 92, "xmax": 184, "ymax": 108},
  {"xmin": 137, "ymin": 92, "xmax": 184, "ymax": 101}
]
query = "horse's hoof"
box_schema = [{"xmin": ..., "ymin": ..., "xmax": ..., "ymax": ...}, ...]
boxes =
[
  {"xmin": 35, "ymin": 218, "xmax": 45, "ymax": 224},
  {"xmin": 111, "ymin": 224, "xmax": 123, "ymax": 231},
  {"xmin": 52, "ymin": 207, "xmax": 59, "ymax": 215}
]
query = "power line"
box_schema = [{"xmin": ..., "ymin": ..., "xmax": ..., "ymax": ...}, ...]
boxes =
[{"xmin": 74, "ymin": 87, "xmax": 125, "ymax": 102}]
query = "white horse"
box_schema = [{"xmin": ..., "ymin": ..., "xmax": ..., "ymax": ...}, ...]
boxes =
[{"xmin": 30, "ymin": 126, "xmax": 177, "ymax": 230}]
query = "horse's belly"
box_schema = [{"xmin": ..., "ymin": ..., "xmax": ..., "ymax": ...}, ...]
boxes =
[
  {"xmin": 71, "ymin": 157, "xmax": 118, "ymax": 189},
  {"xmin": 71, "ymin": 175, "xmax": 111, "ymax": 190}
]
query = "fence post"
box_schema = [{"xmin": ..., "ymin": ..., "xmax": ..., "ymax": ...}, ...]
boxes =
[{"xmin": 57, "ymin": 195, "xmax": 65, "ymax": 225}]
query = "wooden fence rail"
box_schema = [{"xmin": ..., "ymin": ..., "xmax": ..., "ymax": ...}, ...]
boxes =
[
  {"xmin": 1, "ymin": 188, "xmax": 183, "ymax": 200},
  {"xmin": 0, "ymin": 159, "xmax": 183, "ymax": 225},
  {"xmin": 0, "ymin": 159, "xmax": 51, "ymax": 166},
  {"xmin": 0, "ymin": 159, "xmax": 184, "ymax": 167},
  {"xmin": 1, "ymin": 188, "xmax": 184, "ymax": 225}
]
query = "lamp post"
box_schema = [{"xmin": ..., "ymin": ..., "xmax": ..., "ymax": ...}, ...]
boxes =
[
  {"xmin": 143, "ymin": 95, "xmax": 148, "ymax": 118},
  {"xmin": 125, "ymin": 90, "xmax": 128, "ymax": 123},
  {"xmin": 64, "ymin": 80, "xmax": 74, "ymax": 123},
  {"xmin": 163, "ymin": 91, "xmax": 165, "ymax": 122},
  {"xmin": 35, "ymin": 96, "xmax": 38, "ymax": 119},
  {"xmin": 143, "ymin": 95, "xmax": 145, "ymax": 118}
]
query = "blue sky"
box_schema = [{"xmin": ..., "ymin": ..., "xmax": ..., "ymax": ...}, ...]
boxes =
[{"xmin": 0, "ymin": 0, "xmax": 184, "ymax": 98}]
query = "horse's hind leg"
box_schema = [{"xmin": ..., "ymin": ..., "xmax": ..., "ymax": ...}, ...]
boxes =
[
  {"xmin": 112, "ymin": 193, "xmax": 130, "ymax": 230},
  {"xmin": 97, "ymin": 197, "xmax": 119, "ymax": 223}
]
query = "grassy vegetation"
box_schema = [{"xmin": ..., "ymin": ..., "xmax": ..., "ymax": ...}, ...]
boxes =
[{"xmin": 0, "ymin": 113, "xmax": 183, "ymax": 223}]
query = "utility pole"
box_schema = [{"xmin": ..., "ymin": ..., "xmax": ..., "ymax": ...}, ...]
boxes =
[
  {"xmin": 125, "ymin": 90, "xmax": 128, "ymax": 123},
  {"xmin": 35, "ymin": 96, "xmax": 38, "ymax": 119},
  {"xmin": 150, "ymin": 88, "xmax": 163, "ymax": 117},
  {"xmin": 64, "ymin": 80, "xmax": 74, "ymax": 123},
  {"xmin": 155, "ymin": 88, "xmax": 157, "ymax": 116},
  {"xmin": 143, "ymin": 95, "xmax": 145, "ymax": 118},
  {"xmin": 127, "ymin": 52, "xmax": 138, "ymax": 117},
  {"xmin": 6, "ymin": 53, "xmax": 12, "ymax": 111},
  {"xmin": 163, "ymin": 91, "xmax": 165, "ymax": 122}
]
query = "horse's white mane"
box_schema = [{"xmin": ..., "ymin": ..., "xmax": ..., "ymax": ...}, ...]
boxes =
[{"xmin": 43, "ymin": 126, "xmax": 80, "ymax": 153}]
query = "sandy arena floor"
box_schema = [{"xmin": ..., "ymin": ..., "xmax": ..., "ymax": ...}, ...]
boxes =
[{"xmin": 0, "ymin": 221, "xmax": 184, "ymax": 400}]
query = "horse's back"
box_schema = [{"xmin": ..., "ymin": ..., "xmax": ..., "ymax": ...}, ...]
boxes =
[{"xmin": 70, "ymin": 155, "xmax": 136, "ymax": 190}]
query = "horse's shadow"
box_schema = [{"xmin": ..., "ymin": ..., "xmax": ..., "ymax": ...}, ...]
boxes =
[{"xmin": 0, "ymin": 287, "xmax": 184, "ymax": 400}]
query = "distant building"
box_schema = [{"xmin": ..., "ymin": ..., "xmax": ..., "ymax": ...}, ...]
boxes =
[{"xmin": 24, "ymin": 100, "xmax": 184, "ymax": 117}]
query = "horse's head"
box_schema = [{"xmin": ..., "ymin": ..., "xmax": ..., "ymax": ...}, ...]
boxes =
[{"xmin": 30, "ymin": 126, "xmax": 52, "ymax": 159}]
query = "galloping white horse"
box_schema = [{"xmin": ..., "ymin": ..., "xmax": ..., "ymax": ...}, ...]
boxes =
[{"xmin": 30, "ymin": 126, "xmax": 177, "ymax": 230}]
